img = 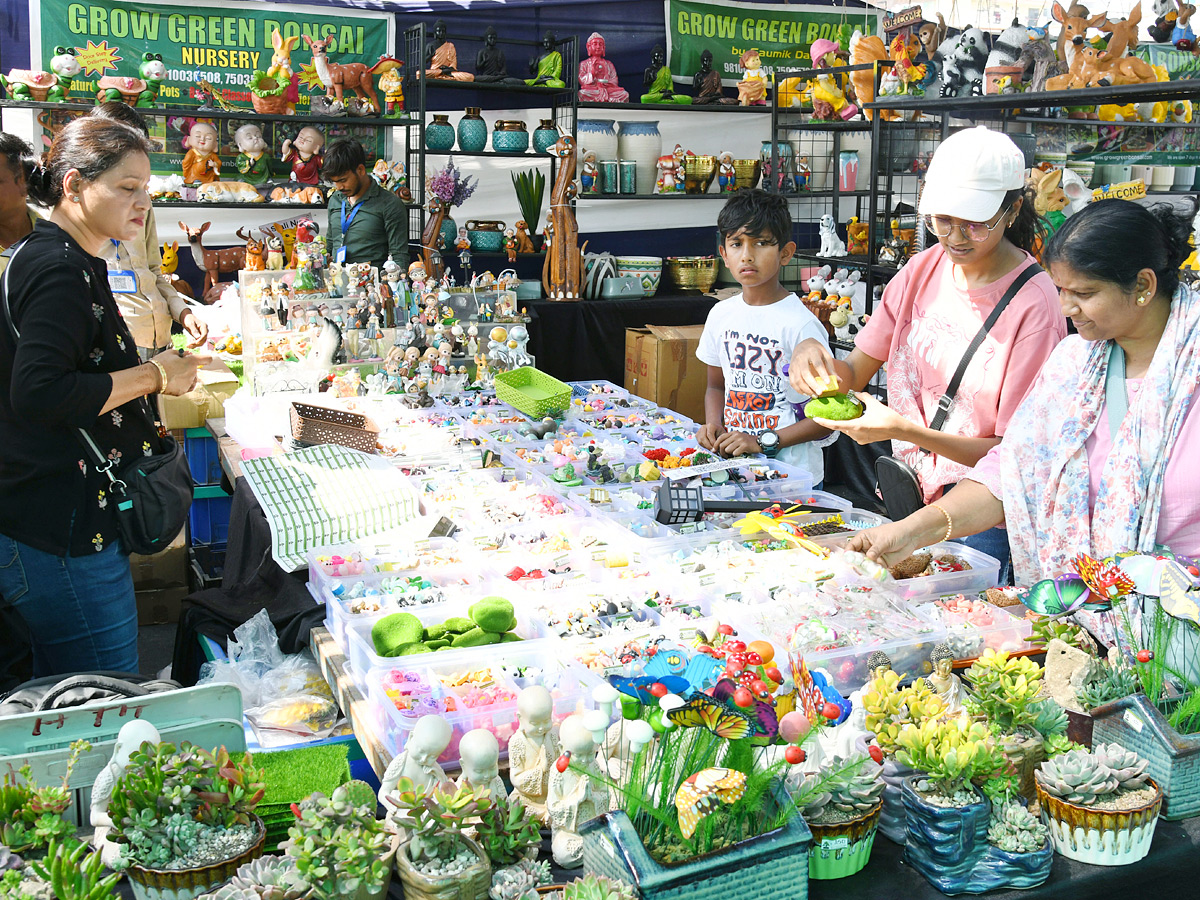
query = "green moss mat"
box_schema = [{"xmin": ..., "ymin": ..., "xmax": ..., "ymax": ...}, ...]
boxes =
[{"xmin": 258, "ymin": 743, "xmax": 352, "ymax": 807}]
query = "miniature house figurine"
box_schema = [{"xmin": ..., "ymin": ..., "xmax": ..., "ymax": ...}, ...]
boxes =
[
  {"xmin": 379, "ymin": 715, "xmax": 451, "ymax": 816},
  {"xmin": 91, "ymin": 720, "xmax": 162, "ymax": 866},
  {"xmin": 281, "ymin": 126, "xmax": 325, "ymax": 185},
  {"xmin": 548, "ymin": 714, "xmax": 610, "ymax": 868},
  {"xmin": 426, "ymin": 19, "xmax": 474, "ymax": 81},
  {"xmin": 456, "ymin": 728, "xmax": 507, "ymax": 801},
  {"xmin": 181, "ymin": 122, "xmax": 221, "ymax": 185},
  {"xmin": 578, "ymin": 32, "xmax": 629, "ymax": 102},
  {"xmin": 508, "ymin": 685, "xmax": 560, "ymax": 824}
]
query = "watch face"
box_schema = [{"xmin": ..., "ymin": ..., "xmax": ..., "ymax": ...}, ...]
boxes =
[{"xmin": 760, "ymin": 430, "xmax": 779, "ymax": 449}]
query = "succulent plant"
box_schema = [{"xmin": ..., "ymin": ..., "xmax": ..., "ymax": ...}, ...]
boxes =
[
  {"xmin": 1029, "ymin": 617, "xmax": 1093, "ymax": 651},
  {"xmin": 0, "ymin": 741, "xmax": 89, "ymax": 853},
  {"xmin": 284, "ymin": 788, "xmax": 390, "ymax": 900},
  {"xmin": 1028, "ymin": 697, "xmax": 1068, "ymax": 742},
  {"xmin": 489, "ymin": 858, "xmax": 550, "ymax": 900},
  {"xmin": 862, "ymin": 670, "xmax": 947, "ymax": 757},
  {"xmin": 476, "ymin": 796, "xmax": 542, "ymax": 867},
  {"xmin": 1033, "ymin": 743, "xmax": 1153, "ymax": 805},
  {"xmin": 562, "ymin": 874, "xmax": 638, "ymax": 900},
  {"xmin": 1076, "ymin": 663, "xmax": 1138, "ymax": 711},
  {"xmin": 896, "ymin": 717, "xmax": 1003, "ymax": 799},
  {"xmin": 30, "ymin": 838, "xmax": 121, "ymax": 900},
  {"xmin": 795, "ymin": 753, "xmax": 885, "ymax": 822},
  {"xmin": 1094, "ymin": 742, "xmax": 1151, "ymax": 790},
  {"xmin": 987, "ymin": 801, "xmax": 1049, "ymax": 853},
  {"xmin": 0, "ymin": 848, "xmax": 21, "ymax": 872},
  {"xmin": 203, "ymin": 856, "xmax": 312, "ymax": 900},
  {"xmin": 390, "ymin": 779, "xmax": 491, "ymax": 863},
  {"xmin": 966, "ymin": 650, "xmax": 1047, "ymax": 736}
]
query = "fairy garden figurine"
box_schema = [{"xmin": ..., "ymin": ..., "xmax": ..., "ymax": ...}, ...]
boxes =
[
  {"xmin": 692, "ymin": 49, "xmax": 736, "ymax": 104},
  {"xmin": 527, "ymin": 31, "xmax": 567, "ymax": 88},
  {"xmin": 379, "ymin": 715, "xmax": 452, "ymax": 818},
  {"xmin": 508, "ymin": 685, "xmax": 560, "ymax": 824},
  {"xmin": 717, "ymin": 151, "xmax": 736, "ymax": 192},
  {"xmin": 921, "ymin": 644, "xmax": 966, "ymax": 714},
  {"xmin": 548, "ymin": 714, "xmax": 610, "ymax": 868},
  {"xmin": 457, "ymin": 728, "xmax": 508, "ymax": 801},
  {"xmin": 580, "ymin": 150, "xmax": 600, "ymax": 194},
  {"xmin": 234, "ymin": 123, "xmax": 271, "ymax": 186},
  {"xmin": 578, "ymin": 32, "xmax": 629, "ymax": 102},
  {"xmin": 426, "ymin": 19, "xmax": 474, "ymax": 81},
  {"xmin": 181, "ymin": 121, "xmax": 221, "ymax": 185},
  {"xmin": 641, "ymin": 44, "xmax": 691, "ymax": 104},
  {"xmin": 737, "ymin": 48, "xmax": 769, "ymax": 105}
]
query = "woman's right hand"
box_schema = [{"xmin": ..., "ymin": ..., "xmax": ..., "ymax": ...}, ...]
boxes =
[
  {"xmin": 151, "ymin": 349, "xmax": 213, "ymax": 396},
  {"xmin": 789, "ymin": 338, "xmax": 841, "ymax": 397},
  {"xmin": 845, "ymin": 521, "xmax": 928, "ymax": 568}
]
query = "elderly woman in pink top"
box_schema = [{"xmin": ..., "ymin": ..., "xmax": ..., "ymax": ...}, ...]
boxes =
[
  {"xmin": 848, "ymin": 200, "xmax": 1200, "ymax": 623},
  {"xmin": 789, "ymin": 127, "xmax": 1065, "ymax": 577}
]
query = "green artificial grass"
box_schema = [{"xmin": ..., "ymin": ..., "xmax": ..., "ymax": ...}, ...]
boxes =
[{"xmin": 258, "ymin": 743, "xmax": 352, "ymax": 808}]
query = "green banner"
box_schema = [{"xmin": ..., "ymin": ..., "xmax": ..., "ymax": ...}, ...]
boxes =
[
  {"xmin": 1139, "ymin": 42, "xmax": 1200, "ymax": 81},
  {"xmin": 29, "ymin": 0, "xmax": 392, "ymax": 174},
  {"xmin": 1035, "ymin": 121, "xmax": 1200, "ymax": 167},
  {"xmin": 665, "ymin": 0, "xmax": 880, "ymax": 84}
]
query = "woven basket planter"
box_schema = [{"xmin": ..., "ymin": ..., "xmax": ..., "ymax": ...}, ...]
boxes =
[
  {"xmin": 806, "ymin": 800, "xmax": 881, "ymax": 880},
  {"xmin": 580, "ymin": 784, "xmax": 811, "ymax": 900},
  {"xmin": 1035, "ymin": 776, "xmax": 1162, "ymax": 866},
  {"xmin": 127, "ymin": 816, "xmax": 266, "ymax": 900},
  {"xmin": 395, "ymin": 835, "xmax": 490, "ymax": 900}
]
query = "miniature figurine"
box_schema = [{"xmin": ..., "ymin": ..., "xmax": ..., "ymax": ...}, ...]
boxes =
[
  {"xmin": 1, "ymin": 68, "xmax": 61, "ymax": 102},
  {"xmin": 475, "ymin": 25, "xmax": 522, "ymax": 84},
  {"xmin": 91, "ymin": 720, "xmax": 162, "ymax": 867},
  {"xmin": 809, "ymin": 39, "xmax": 859, "ymax": 121},
  {"xmin": 503, "ymin": 226, "xmax": 518, "ymax": 262},
  {"xmin": 515, "ymin": 219, "xmax": 537, "ymax": 254},
  {"xmin": 266, "ymin": 29, "xmax": 301, "ymax": 114},
  {"xmin": 371, "ymin": 57, "xmax": 405, "ymax": 116},
  {"xmin": 466, "ymin": 323, "xmax": 479, "ymax": 356},
  {"xmin": 457, "ymin": 729, "xmax": 508, "ymax": 801},
  {"xmin": 580, "ymin": 150, "xmax": 600, "ymax": 194},
  {"xmin": 281, "ymin": 126, "xmax": 325, "ymax": 185},
  {"xmin": 303, "ymin": 35, "xmax": 380, "ymax": 116},
  {"xmin": 795, "ymin": 155, "xmax": 812, "ymax": 191},
  {"xmin": 737, "ymin": 48, "xmax": 769, "ymax": 105},
  {"xmin": 818, "ymin": 213, "xmax": 847, "ymax": 257},
  {"xmin": 233, "ymin": 123, "xmax": 271, "ymax": 186},
  {"xmin": 47, "ymin": 46, "xmax": 80, "ymax": 102},
  {"xmin": 691, "ymin": 49, "xmax": 736, "ymax": 104},
  {"xmin": 508, "ymin": 685, "xmax": 560, "ymax": 824},
  {"xmin": 656, "ymin": 144, "xmax": 684, "ymax": 193},
  {"xmin": 425, "ymin": 19, "xmax": 474, "ymax": 81},
  {"xmin": 181, "ymin": 122, "xmax": 221, "ymax": 185},
  {"xmin": 578, "ymin": 32, "xmax": 629, "ymax": 102},
  {"xmin": 527, "ymin": 31, "xmax": 567, "ymax": 88},
  {"xmin": 717, "ymin": 151, "xmax": 736, "ymax": 192},
  {"xmin": 846, "ymin": 216, "xmax": 869, "ymax": 256},
  {"xmin": 642, "ymin": 44, "xmax": 691, "ymax": 103},
  {"xmin": 379, "ymin": 715, "xmax": 451, "ymax": 817},
  {"xmin": 548, "ymin": 714, "xmax": 610, "ymax": 868},
  {"xmin": 922, "ymin": 644, "xmax": 966, "ymax": 713}
]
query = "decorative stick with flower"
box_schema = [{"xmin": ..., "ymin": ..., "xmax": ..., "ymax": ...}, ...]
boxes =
[{"xmin": 421, "ymin": 157, "xmax": 477, "ymax": 281}]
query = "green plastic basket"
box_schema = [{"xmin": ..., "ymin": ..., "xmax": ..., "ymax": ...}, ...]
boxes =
[{"xmin": 494, "ymin": 366, "xmax": 571, "ymax": 417}]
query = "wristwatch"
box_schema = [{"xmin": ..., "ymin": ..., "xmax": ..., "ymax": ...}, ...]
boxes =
[{"xmin": 758, "ymin": 430, "xmax": 781, "ymax": 458}]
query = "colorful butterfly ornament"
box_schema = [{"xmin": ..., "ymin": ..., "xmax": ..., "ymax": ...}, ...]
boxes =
[
  {"xmin": 711, "ymin": 679, "xmax": 780, "ymax": 745},
  {"xmin": 609, "ymin": 675, "xmax": 690, "ymax": 706},
  {"xmin": 674, "ymin": 767, "xmax": 747, "ymax": 839},
  {"xmin": 1020, "ymin": 553, "xmax": 1135, "ymax": 618},
  {"xmin": 666, "ymin": 694, "xmax": 753, "ymax": 740},
  {"xmin": 731, "ymin": 506, "xmax": 830, "ymax": 556},
  {"xmin": 1158, "ymin": 562, "xmax": 1200, "ymax": 626}
]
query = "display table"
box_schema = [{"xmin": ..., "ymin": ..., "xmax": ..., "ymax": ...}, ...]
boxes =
[{"xmin": 525, "ymin": 292, "xmax": 719, "ymax": 384}]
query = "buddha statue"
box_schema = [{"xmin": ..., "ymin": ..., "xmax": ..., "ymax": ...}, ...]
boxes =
[
  {"xmin": 474, "ymin": 26, "xmax": 522, "ymax": 84},
  {"xmin": 692, "ymin": 49, "xmax": 736, "ymax": 104},
  {"xmin": 578, "ymin": 32, "xmax": 629, "ymax": 102},
  {"xmin": 641, "ymin": 44, "xmax": 691, "ymax": 104},
  {"xmin": 425, "ymin": 19, "xmax": 473, "ymax": 81},
  {"xmin": 527, "ymin": 30, "xmax": 566, "ymax": 88}
]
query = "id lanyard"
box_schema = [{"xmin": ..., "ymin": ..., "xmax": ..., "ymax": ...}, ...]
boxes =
[
  {"xmin": 107, "ymin": 239, "xmax": 137, "ymax": 293},
  {"xmin": 338, "ymin": 199, "xmax": 363, "ymax": 263}
]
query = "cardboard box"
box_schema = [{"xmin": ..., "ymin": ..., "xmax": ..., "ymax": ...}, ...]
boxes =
[
  {"xmin": 158, "ymin": 360, "xmax": 240, "ymax": 430},
  {"xmin": 128, "ymin": 527, "xmax": 188, "ymax": 589},
  {"xmin": 135, "ymin": 585, "xmax": 189, "ymax": 626},
  {"xmin": 624, "ymin": 325, "xmax": 708, "ymax": 423}
]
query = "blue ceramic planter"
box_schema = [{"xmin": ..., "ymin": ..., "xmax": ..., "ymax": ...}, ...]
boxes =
[
  {"xmin": 580, "ymin": 784, "xmax": 810, "ymax": 900},
  {"xmin": 426, "ymin": 114, "xmax": 455, "ymax": 151},
  {"xmin": 492, "ymin": 122, "xmax": 529, "ymax": 153},
  {"xmin": 439, "ymin": 216, "xmax": 458, "ymax": 252},
  {"xmin": 877, "ymin": 757, "xmax": 914, "ymax": 843},
  {"xmin": 533, "ymin": 119, "xmax": 558, "ymax": 154},
  {"xmin": 902, "ymin": 777, "xmax": 1053, "ymax": 895},
  {"xmin": 457, "ymin": 108, "xmax": 487, "ymax": 153}
]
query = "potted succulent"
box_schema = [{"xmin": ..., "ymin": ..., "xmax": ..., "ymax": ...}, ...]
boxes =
[
  {"xmin": 283, "ymin": 781, "xmax": 396, "ymax": 900},
  {"xmin": 538, "ymin": 874, "xmax": 638, "ymax": 900},
  {"xmin": 389, "ymin": 779, "xmax": 492, "ymax": 900},
  {"xmin": 106, "ymin": 742, "xmax": 267, "ymax": 900},
  {"xmin": 861, "ymin": 669, "xmax": 947, "ymax": 842},
  {"xmin": 0, "ymin": 740, "xmax": 87, "ymax": 854},
  {"xmin": 487, "ymin": 858, "xmax": 551, "ymax": 900},
  {"xmin": 476, "ymin": 796, "xmax": 541, "ymax": 869},
  {"xmin": 792, "ymin": 753, "xmax": 885, "ymax": 880},
  {"xmin": 200, "ymin": 856, "xmax": 313, "ymax": 900},
  {"xmin": 29, "ymin": 838, "xmax": 121, "ymax": 900},
  {"xmin": 1035, "ymin": 742, "xmax": 1163, "ymax": 865}
]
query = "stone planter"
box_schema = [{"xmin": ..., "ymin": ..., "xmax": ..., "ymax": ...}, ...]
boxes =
[
  {"xmin": 999, "ymin": 731, "xmax": 1046, "ymax": 803},
  {"xmin": 1066, "ymin": 708, "xmax": 1094, "ymax": 748},
  {"xmin": 902, "ymin": 778, "xmax": 1053, "ymax": 894},
  {"xmin": 396, "ymin": 835, "xmax": 490, "ymax": 900},
  {"xmin": 1090, "ymin": 693, "xmax": 1200, "ymax": 819},
  {"xmin": 1035, "ymin": 776, "xmax": 1162, "ymax": 865},
  {"xmin": 580, "ymin": 784, "xmax": 811, "ymax": 900},
  {"xmin": 805, "ymin": 800, "xmax": 881, "ymax": 880},
  {"xmin": 126, "ymin": 816, "xmax": 267, "ymax": 900},
  {"xmin": 877, "ymin": 756, "xmax": 914, "ymax": 843}
]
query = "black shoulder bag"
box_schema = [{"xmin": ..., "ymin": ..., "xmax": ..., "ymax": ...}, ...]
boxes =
[
  {"xmin": 1, "ymin": 237, "xmax": 193, "ymax": 555},
  {"xmin": 875, "ymin": 262, "xmax": 1043, "ymax": 521}
]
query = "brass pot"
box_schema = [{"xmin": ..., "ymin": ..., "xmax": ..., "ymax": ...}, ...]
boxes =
[
  {"xmin": 666, "ymin": 256, "xmax": 718, "ymax": 291},
  {"xmin": 683, "ymin": 155, "xmax": 718, "ymax": 194},
  {"xmin": 733, "ymin": 159, "xmax": 761, "ymax": 190}
]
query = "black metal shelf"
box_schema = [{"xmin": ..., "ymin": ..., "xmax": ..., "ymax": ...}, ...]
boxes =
[
  {"xmin": 1011, "ymin": 114, "xmax": 1200, "ymax": 130},
  {"xmin": 579, "ymin": 100, "xmax": 769, "ymax": 114},
  {"xmin": 0, "ymin": 98, "xmax": 415, "ymax": 128},
  {"xmin": 773, "ymin": 115, "xmax": 874, "ymax": 132},
  {"xmin": 417, "ymin": 78, "xmax": 571, "ymax": 97},
  {"xmin": 153, "ymin": 200, "xmax": 327, "ymax": 210},
  {"xmin": 424, "ymin": 148, "xmax": 556, "ymax": 159},
  {"xmin": 864, "ymin": 81, "xmax": 1200, "ymax": 113},
  {"xmin": 792, "ymin": 251, "xmax": 900, "ymax": 275},
  {"xmin": 577, "ymin": 192, "xmax": 727, "ymax": 200}
]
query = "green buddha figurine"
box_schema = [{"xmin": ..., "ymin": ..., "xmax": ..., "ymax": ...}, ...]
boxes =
[
  {"xmin": 527, "ymin": 31, "xmax": 566, "ymax": 88},
  {"xmin": 641, "ymin": 44, "xmax": 691, "ymax": 104}
]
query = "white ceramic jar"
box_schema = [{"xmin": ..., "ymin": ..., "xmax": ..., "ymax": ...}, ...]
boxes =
[{"xmin": 616, "ymin": 121, "xmax": 661, "ymax": 195}]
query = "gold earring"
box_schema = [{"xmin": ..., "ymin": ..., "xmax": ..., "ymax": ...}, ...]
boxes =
[{"xmin": 1137, "ymin": 294, "xmax": 1149, "ymax": 306}]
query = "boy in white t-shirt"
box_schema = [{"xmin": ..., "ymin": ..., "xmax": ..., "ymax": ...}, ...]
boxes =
[{"xmin": 696, "ymin": 189, "xmax": 833, "ymax": 484}]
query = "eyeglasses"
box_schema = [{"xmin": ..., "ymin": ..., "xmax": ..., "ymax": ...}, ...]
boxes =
[{"xmin": 924, "ymin": 206, "xmax": 1012, "ymax": 242}]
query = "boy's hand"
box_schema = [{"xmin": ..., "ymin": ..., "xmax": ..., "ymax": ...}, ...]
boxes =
[
  {"xmin": 789, "ymin": 338, "xmax": 842, "ymax": 397},
  {"xmin": 696, "ymin": 422, "xmax": 727, "ymax": 451},
  {"xmin": 715, "ymin": 430, "xmax": 762, "ymax": 457}
]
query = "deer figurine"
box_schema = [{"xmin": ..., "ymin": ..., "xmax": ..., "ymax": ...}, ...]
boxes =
[
  {"xmin": 542, "ymin": 134, "xmax": 587, "ymax": 300},
  {"xmin": 238, "ymin": 227, "xmax": 265, "ymax": 271},
  {"xmin": 1053, "ymin": 2, "xmax": 1109, "ymax": 70},
  {"xmin": 179, "ymin": 221, "xmax": 245, "ymax": 294},
  {"xmin": 1102, "ymin": 2, "xmax": 1143, "ymax": 57},
  {"xmin": 303, "ymin": 35, "xmax": 380, "ymax": 114}
]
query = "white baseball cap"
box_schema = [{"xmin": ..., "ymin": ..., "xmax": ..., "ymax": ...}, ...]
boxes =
[{"xmin": 918, "ymin": 126, "xmax": 1026, "ymax": 222}]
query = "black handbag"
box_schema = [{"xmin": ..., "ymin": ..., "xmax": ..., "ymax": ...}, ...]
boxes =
[
  {"xmin": 875, "ymin": 262, "xmax": 1043, "ymax": 520},
  {"xmin": 2, "ymin": 237, "xmax": 193, "ymax": 556}
]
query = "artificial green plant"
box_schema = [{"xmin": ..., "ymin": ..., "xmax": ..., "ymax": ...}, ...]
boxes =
[{"xmin": 511, "ymin": 169, "xmax": 546, "ymax": 237}]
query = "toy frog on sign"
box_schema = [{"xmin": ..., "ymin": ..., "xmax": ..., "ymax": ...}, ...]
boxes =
[{"xmin": 48, "ymin": 47, "xmax": 80, "ymax": 102}]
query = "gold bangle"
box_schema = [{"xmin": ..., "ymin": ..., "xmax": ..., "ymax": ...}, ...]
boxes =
[
  {"xmin": 148, "ymin": 359, "xmax": 168, "ymax": 394},
  {"xmin": 929, "ymin": 503, "xmax": 953, "ymax": 543}
]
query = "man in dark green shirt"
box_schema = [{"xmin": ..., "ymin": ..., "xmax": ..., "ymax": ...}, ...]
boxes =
[{"xmin": 325, "ymin": 138, "xmax": 409, "ymax": 272}]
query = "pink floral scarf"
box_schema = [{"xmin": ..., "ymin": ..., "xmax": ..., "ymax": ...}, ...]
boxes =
[{"xmin": 999, "ymin": 287, "xmax": 1200, "ymax": 587}]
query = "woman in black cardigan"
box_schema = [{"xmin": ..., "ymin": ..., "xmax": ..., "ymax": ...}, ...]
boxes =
[{"xmin": 0, "ymin": 116, "xmax": 209, "ymax": 676}]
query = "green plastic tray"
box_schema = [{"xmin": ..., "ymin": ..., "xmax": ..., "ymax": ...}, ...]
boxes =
[{"xmin": 494, "ymin": 366, "xmax": 571, "ymax": 417}]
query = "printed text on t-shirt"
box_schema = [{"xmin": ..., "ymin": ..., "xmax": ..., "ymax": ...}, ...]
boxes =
[{"xmin": 721, "ymin": 329, "xmax": 785, "ymax": 433}]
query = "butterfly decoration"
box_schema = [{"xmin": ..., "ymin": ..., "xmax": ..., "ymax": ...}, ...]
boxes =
[
  {"xmin": 674, "ymin": 767, "xmax": 747, "ymax": 838},
  {"xmin": 789, "ymin": 654, "xmax": 830, "ymax": 724},
  {"xmin": 609, "ymin": 675, "xmax": 690, "ymax": 706},
  {"xmin": 1159, "ymin": 563, "xmax": 1200, "ymax": 626},
  {"xmin": 731, "ymin": 506, "xmax": 830, "ymax": 557},
  {"xmin": 1075, "ymin": 553, "xmax": 1135, "ymax": 600},
  {"xmin": 711, "ymin": 679, "xmax": 780, "ymax": 745},
  {"xmin": 642, "ymin": 642, "xmax": 690, "ymax": 679},
  {"xmin": 666, "ymin": 694, "xmax": 752, "ymax": 740},
  {"xmin": 1020, "ymin": 553, "xmax": 1134, "ymax": 618}
]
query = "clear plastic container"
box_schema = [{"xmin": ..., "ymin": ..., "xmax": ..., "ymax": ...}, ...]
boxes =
[
  {"xmin": 798, "ymin": 613, "xmax": 949, "ymax": 694},
  {"xmin": 912, "ymin": 596, "xmax": 1034, "ymax": 661},
  {"xmin": 307, "ymin": 536, "xmax": 481, "ymax": 599},
  {"xmin": 886, "ymin": 542, "xmax": 1002, "ymax": 601}
]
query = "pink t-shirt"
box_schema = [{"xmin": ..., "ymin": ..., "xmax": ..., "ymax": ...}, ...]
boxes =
[{"xmin": 856, "ymin": 244, "xmax": 1065, "ymax": 502}]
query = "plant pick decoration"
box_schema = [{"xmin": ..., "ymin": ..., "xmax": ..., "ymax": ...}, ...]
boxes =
[
  {"xmin": 666, "ymin": 695, "xmax": 752, "ymax": 740},
  {"xmin": 674, "ymin": 768, "xmax": 746, "ymax": 839},
  {"xmin": 1159, "ymin": 563, "xmax": 1200, "ymax": 625},
  {"xmin": 1021, "ymin": 553, "xmax": 1133, "ymax": 619}
]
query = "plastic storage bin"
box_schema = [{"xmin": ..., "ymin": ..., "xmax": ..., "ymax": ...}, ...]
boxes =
[
  {"xmin": 913, "ymin": 597, "xmax": 1034, "ymax": 661},
  {"xmin": 184, "ymin": 428, "xmax": 224, "ymax": 485},
  {"xmin": 189, "ymin": 487, "xmax": 232, "ymax": 545},
  {"xmin": 887, "ymin": 542, "xmax": 1002, "ymax": 601}
]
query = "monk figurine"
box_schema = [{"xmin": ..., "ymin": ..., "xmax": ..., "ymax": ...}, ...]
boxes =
[
  {"xmin": 548, "ymin": 715, "xmax": 610, "ymax": 868},
  {"xmin": 280, "ymin": 126, "xmax": 324, "ymax": 185},
  {"xmin": 641, "ymin": 44, "xmax": 691, "ymax": 104},
  {"xmin": 475, "ymin": 26, "xmax": 522, "ymax": 84},
  {"xmin": 921, "ymin": 644, "xmax": 967, "ymax": 714},
  {"xmin": 737, "ymin": 48, "xmax": 769, "ymax": 106},
  {"xmin": 425, "ymin": 19, "xmax": 474, "ymax": 81},
  {"xmin": 181, "ymin": 122, "xmax": 221, "ymax": 185},
  {"xmin": 456, "ymin": 728, "xmax": 507, "ymax": 802},
  {"xmin": 508, "ymin": 685, "xmax": 560, "ymax": 824},
  {"xmin": 527, "ymin": 31, "xmax": 566, "ymax": 88},
  {"xmin": 578, "ymin": 32, "xmax": 629, "ymax": 102},
  {"xmin": 692, "ymin": 49, "xmax": 737, "ymax": 104},
  {"xmin": 379, "ymin": 715, "xmax": 451, "ymax": 821}
]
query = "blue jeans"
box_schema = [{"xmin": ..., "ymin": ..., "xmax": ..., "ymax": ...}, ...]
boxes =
[
  {"xmin": 956, "ymin": 525, "xmax": 1013, "ymax": 587},
  {"xmin": 0, "ymin": 534, "xmax": 139, "ymax": 677}
]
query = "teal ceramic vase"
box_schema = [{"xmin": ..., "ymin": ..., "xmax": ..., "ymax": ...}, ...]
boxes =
[
  {"xmin": 425, "ymin": 114, "xmax": 456, "ymax": 151},
  {"xmin": 533, "ymin": 118, "xmax": 558, "ymax": 153},
  {"xmin": 492, "ymin": 120, "xmax": 529, "ymax": 153},
  {"xmin": 457, "ymin": 107, "xmax": 487, "ymax": 153}
]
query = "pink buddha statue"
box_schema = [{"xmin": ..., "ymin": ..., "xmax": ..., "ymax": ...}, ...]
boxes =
[{"xmin": 578, "ymin": 32, "xmax": 629, "ymax": 103}]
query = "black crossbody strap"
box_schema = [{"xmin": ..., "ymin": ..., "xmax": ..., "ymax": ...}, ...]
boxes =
[{"xmin": 929, "ymin": 262, "xmax": 1043, "ymax": 432}]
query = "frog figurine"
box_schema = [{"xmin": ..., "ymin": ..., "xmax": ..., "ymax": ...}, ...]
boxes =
[
  {"xmin": 48, "ymin": 47, "xmax": 80, "ymax": 102},
  {"xmin": 135, "ymin": 53, "xmax": 166, "ymax": 107}
]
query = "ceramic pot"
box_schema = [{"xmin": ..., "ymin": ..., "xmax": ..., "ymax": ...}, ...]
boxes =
[
  {"xmin": 580, "ymin": 783, "xmax": 811, "ymax": 900},
  {"xmin": 492, "ymin": 121, "xmax": 529, "ymax": 153},
  {"xmin": 583, "ymin": 253, "xmax": 617, "ymax": 300},
  {"xmin": 838, "ymin": 150, "xmax": 859, "ymax": 192},
  {"xmin": 1175, "ymin": 165, "xmax": 1197, "ymax": 189},
  {"xmin": 984, "ymin": 64, "xmax": 1024, "ymax": 94},
  {"xmin": 457, "ymin": 108, "xmax": 487, "ymax": 153},
  {"xmin": 467, "ymin": 219, "xmax": 505, "ymax": 252},
  {"xmin": 126, "ymin": 816, "xmax": 267, "ymax": 900},
  {"xmin": 1035, "ymin": 775, "xmax": 1162, "ymax": 865},
  {"xmin": 733, "ymin": 159, "xmax": 760, "ymax": 190},
  {"xmin": 902, "ymin": 778, "xmax": 1053, "ymax": 893},
  {"xmin": 395, "ymin": 835, "xmax": 490, "ymax": 900},
  {"xmin": 1151, "ymin": 166, "xmax": 1176, "ymax": 191},
  {"xmin": 616, "ymin": 121, "xmax": 661, "ymax": 194},
  {"xmin": 533, "ymin": 119, "xmax": 558, "ymax": 154},
  {"xmin": 439, "ymin": 215, "xmax": 458, "ymax": 253},
  {"xmin": 578, "ymin": 119, "xmax": 619, "ymax": 166},
  {"xmin": 806, "ymin": 800, "xmax": 881, "ymax": 880},
  {"xmin": 877, "ymin": 756, "xmax": 914, "ymax": 843},
  {"xmin": 683, "ymin": 155, "xmax": 717, "ymax": 194},
  {"xmin": 615, "ymin": 255, "xmax": 663, "ymax": 296},
  {"xmin": 426, "ymin": 114, "xmax": 456, "ymax": 152}
]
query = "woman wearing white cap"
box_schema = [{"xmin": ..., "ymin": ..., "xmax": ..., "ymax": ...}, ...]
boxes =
[{"xmin": 789, "ymin": 127, "xmax": 1065, "ymax": 578}]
